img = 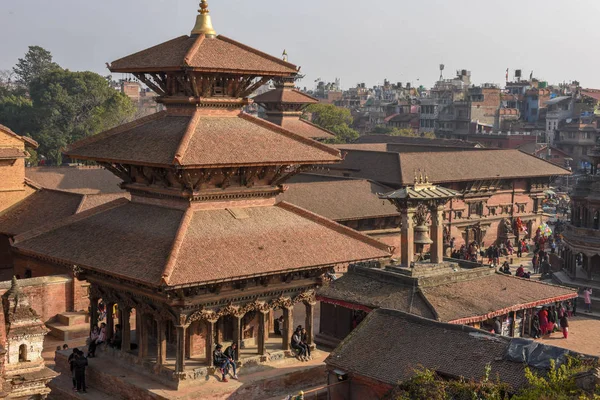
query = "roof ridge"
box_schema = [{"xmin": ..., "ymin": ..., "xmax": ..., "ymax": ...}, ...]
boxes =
[
  {"xmin": 0, "ymin": 124, "xmax": 39, "ymax": 148},
  {"xmin": 12, "ymin": 198, "xmax": 129, "ymax": 245},
  {"xmin": 238, "ymin": 112, "xmax": 340, "ymax": 158},
  {"xmin": 183, "ymin": 34, "xmax": 205, "ymax": 66},
  {"xmin": 24, "ymin": 177, "xmax": 42, "ymax": 190},
  {"xmin": 173, "ymin": 109, "xmax": 202, "ymax": 165},
  {"xmin": 216, "ymin": 35, "xmax": 298, "ymax": 70},
  {"xmin": 161, "ymin": 207, "xmax": 194, "ymax": 286},
  {"xmin": 276, "ymin": 201, "xmax": 393, "ymax": 254},
  {"xmin": 516, "ymin": 148, "xmax": 573, "ymax": 174},
  {"xmin": 66, "ymin": 111, "xmax": 168, "ymax": 154},
  {"xmin": 297, "ymin": 118, "xmax": 338, "ymax": 137},
  {"xmin": 109, "ymin": 35, "xmax": 191, "ymax": 70}
]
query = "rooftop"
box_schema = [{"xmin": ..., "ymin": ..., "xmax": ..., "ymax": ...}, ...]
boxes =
[
  {"xmin": 25, "ymin": 167, "xmax": 123, "ymax": 194},
  {"xmin": 326, "ymin": 308, "xmax": 581, "ymax": 391},
  {"xmin": 277, "ymin": 179, "xmax": 399, "ymax": 222},
  {"xmin": 13, "ymin": 199, "xmax": 391, "ymax": 288}
]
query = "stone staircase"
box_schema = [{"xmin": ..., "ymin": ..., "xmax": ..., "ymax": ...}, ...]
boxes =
[{"xmin": 47, "ymin": 311, "xmax": 90, "ymax": 341}]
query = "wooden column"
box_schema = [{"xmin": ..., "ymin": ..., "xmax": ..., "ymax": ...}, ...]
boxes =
[
  {"xmin": 401, "ymin": 207, "xmax": 416, "ymax": 267},
  {"xmin": 232, "ymin": 315, "xmax": 242, "ymax": 359},
  {"xmin": 156, "ymin": 319, "xmax": 166, "ymax": 368},
  {"xmin": 121, "ymin": 307, "xmax": 131, "ymax": 352},
  {"xmin": 430, "ymin": 205, "xmax": 445, "ymax": 264},
  {"xmin": 89, "ymin": 297, "xmax": 99, "ymax": 335},
  {"xmin": 304, "ymin": 301, "xmax": 316, "ymax": 346},
  {"xmin": 106, "ymin": 302, "xmax": 114, "ymax": 341},
  {"xmin": 138, "ymin": 314, "xmax": 148, "ymax": 360},
  {"xmin": 258, "ymin": 311, "xmax": 269, "ymax": 356},
  {"xmin": 282, "ymin": 306, "xmax": 293, "ymax": 351},
  {"xmin": 175, "ymin": 325, "xmax": 187, "ymax": 373},
  {"xmin": 206, "ymin": 319, "xmax": 216, "ymax": 367}
]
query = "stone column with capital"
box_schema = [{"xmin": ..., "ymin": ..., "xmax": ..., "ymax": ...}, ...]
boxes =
[
  {"xmin": 89, "ymin": 297, "xmax": 99, "ymax": 335},
  {"xmin": 205, "ymin": 318, "xmax": 217, "ymax": 366},
  {"xmin": 430, "ymin": 205, "xmax": 445, "ymax": 264},
  {"xmin": 282, "ymin": 306, "xmax": 293, "ymax": 351},
  {"xmin": 401, "ymin": 207, "xmax": 416, "ymax": 267},
  {"xmin": 156, "ymin": 318, "xmax": 167, "ymax": 368},
  {"xmin": 232, "ymin": 315, "xmax": 243, "ymax": 358},
  {"xmin": 304, "ymin": 300, "xmax": 316, "ymax": 347},
  {"xmin": 257, "ymin": 310, "xmax": 269, "ymax": 356}
]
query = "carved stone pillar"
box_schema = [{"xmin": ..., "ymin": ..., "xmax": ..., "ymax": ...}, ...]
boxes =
[
  {"xmin": 401, "ymin": 207, "xmax": 416, "ymax": 267},
  {"xmin": 89, "ymin": 296, "xmax": 99, "ymax": 335},
  {"xmin": 205, "ymin": 318, "xmax": 217, "ymax": 367},
  {"xmin": 282, "ymin": 305, "xmax": 293, "ymax": 351},
  {"xmin": 258, "ymin": 310, "xmax": 269, "ymax": 356},
  {"xmin": 304, "ymin": 300, "xmax": 316, "ymax": 347},
  {"xmin": 106, "ymin": 302, "xmax": 114, "ymax": 341},
  {"xmin": 175, "ymin": 325, "xmax": 187, "ymax": 373},
  {"xmin": 232, "ymin": 315, "xmax": 242, "ymax": 358},
  {"xmin": 138, "ymin": 314, "xmax": 148, "ymax": 361},
  {"xmin": 156, "ymin": 319, "xmax": 166, "ymax": 367},
  {"xmin": 121, "ymin": 307, "xmax": 131, "ymax": 352},
  {"xmin": 430, "ymin": 205, "xmax": 445, "ymax": 264}
]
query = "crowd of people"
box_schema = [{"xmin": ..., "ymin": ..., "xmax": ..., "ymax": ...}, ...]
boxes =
[{"xmin": 530, "ymin": 302, "xmax": 574, "ymax": 340}]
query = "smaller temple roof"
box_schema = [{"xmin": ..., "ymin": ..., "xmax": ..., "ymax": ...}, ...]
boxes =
[
  {"xmin": 65, "ymin": 109, "xmax": 341, "ymax": 168},
  {"xmin": 0, "ymin": 124, "xmax": 38, "ymax": 149},
  {"xmin": 379, "ymin": 174, "xmax": 460, "ymax": 202},
  {"xmin": 279, "ymin": 119, "xmax": 336, "ymax": 141},
  {"xmin": 253, "ymin": 87, "xmax": 318, "ymax": 105},
  {"xmin": 325, "ymin": 308, "xmax": 571, "ymax": 391},
  {"xmin": 26, "ymin": 167, "xmax": 124, "ymax": 195},
  {"xmin": 108, "ymin": 34, "xmax": 298, "ymax": 76}
]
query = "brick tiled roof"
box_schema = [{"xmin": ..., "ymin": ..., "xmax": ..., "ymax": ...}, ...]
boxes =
[
  {"xmin": 0, "ymin": 124, "xmax": 38, "ymax": 149},
  {"xmin": 26, "ymin": 167, "xmax": 123, "ymax": 194},
  {"xmin": 253, "ymin": 88, "xmax": 318, "ymax": 104},
  {"xmin": 65, "ymin": 110, "xmax": 341, "ymax": 168},
  {"xmin": 109, "ymin": 34, "xmax": 297, "ymax": 76},
  {"xmin": 13, "ymin": 200, "xmax": 391, "ymax": 287},
  {"xmin": 334, "ymin": 149, "xmax": 571, "ymax": 186},
  {"xmin": 325, "ymin": 308, "xmax": 536, "ymax": 390},
  {"xmin": 279, "ymin": 119, "xmax": 336, "ymax": 140},
  {"xmin": 278, "ymin": 180, "xmax": 399, "ymax": 221},
  {"xmin": 354, "ymin": 134, "xmax": 479, "ymax": 148}
]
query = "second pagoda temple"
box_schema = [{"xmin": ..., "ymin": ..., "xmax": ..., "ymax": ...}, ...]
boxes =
[{"xmin": 10, "ymin": 1, "xmax": 390, "ymax": 387}]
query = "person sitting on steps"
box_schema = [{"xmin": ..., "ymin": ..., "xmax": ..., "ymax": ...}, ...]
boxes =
[
  {"xmin": 291, "ymin": 328, "xmax": 307, "ymax": 361},
  {"xmin": 213, "ymin": 344, "xmax": 230, "ymax": 382}
]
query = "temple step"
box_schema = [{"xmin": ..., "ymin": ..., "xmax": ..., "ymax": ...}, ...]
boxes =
[
  {"xmin": 48, "ymin": 373, "xmax": 123, "ymax": 399},
  {"xmin": 56, "ymin": 311, "xmax": 89, "ymax": 326}
]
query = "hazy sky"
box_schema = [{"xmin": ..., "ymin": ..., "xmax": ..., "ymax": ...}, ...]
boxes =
[{"xmin": 2, "ymin": 0, "xmax": 600, "ymax": 90}]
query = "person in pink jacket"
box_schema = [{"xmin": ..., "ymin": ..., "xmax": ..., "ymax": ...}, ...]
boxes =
[{"xmin": 583, "ymin": 288, "xmax": 593, "ymax": 313}]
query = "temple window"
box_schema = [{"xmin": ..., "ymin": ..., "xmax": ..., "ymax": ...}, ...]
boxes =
[
  {"xmin": 594, "ymin": 211, "xmax": 599, "ymax": 230},
  {"xmin": 18, "ymin": 344, "xmax": 27, "ymax": 362}
]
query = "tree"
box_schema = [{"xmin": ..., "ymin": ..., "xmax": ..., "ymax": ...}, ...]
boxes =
[
  {"xmin": 303, "ymin": 103, "xmax": 359, "ymax": 143},
  {"xmin": 13, "ymin": 46, "xmax": 60, "ymax": 88},
  {"xmin": 26, "ymin": 69, "xmax": 135, "ymax": 163}
]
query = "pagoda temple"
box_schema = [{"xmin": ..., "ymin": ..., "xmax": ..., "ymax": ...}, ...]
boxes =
[{"xmin": 10, "ymin": 1, "xmax": 390, "ymax": 388}]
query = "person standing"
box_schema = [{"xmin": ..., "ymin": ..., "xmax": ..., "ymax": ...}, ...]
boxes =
[
  {"xmin": 532, "ymin": 252, "xmax": 539, "ymax": 274},
  {"xmin": 74, "ymin": 350, "xmax": 88, "ymax": 393},
  {"xmin": 560, "ymin": 314, "xmax": 569, "ymax": 339},
  {"xmin": 493, "ymin": 317, "xmax": 502, "ymax": 335},
  {"xmin": 213, "ymin": 344, "xmax": 229, "ymax": 382},
  {"xmin": 584, "ymin": 287, "xmax": 593, "ymax": 313},
  {"xmin": 68, "ymin": 348, "xmax": 78, "ymax": 390},
  {"xmin": 538, "ymin": 308, "xmax": 549, "ymax": 336}
]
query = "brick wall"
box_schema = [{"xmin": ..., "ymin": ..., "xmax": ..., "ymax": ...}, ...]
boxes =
[{"xmin": 0, "ymin": 275, "xmax": 73, "ymax": 323}]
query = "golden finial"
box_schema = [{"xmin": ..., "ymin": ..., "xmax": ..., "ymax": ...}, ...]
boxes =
[
  {"xmin": 424, "ymin": 169, "xmax": 429, "ymax": 184},
  {"xmin": 282, "ymin": 49, "xmax": 288, "ymax": 62},
  {"xmin": 418, "ymin": 169, "xmax": 424, "ymax": 184},
  {"xmin": 413, "ymin": 169, "xmax": 418, "ymax": 184},
  {"xmin": 191, "ymin": 0, "xmax": 217, "ymax": 37}
]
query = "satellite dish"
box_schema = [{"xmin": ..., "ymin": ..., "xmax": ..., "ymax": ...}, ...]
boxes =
[{"xmin": 566, "ymin": 118, "xmax": 572, "ymax": 123}]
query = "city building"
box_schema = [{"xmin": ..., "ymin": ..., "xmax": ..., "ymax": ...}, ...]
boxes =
[{"xmin": 554, "ymin": 118, "xmax": 600, "ymax": 167}]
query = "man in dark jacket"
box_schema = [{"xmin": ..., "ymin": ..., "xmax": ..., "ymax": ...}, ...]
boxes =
[
  {"xmin": 224, "ymin": 343, "xmax": 238, "ymax": 380},
  {"xmin": 213, "ymin": 344, "xmax": 229, "ymax": 382},
  {"xmin": 67, "ymin": 348, "xmax": 78, "ymax": 390},
  {"xmin": 74, "ymin": 350, "xmax": 88, "ymax": 393}
]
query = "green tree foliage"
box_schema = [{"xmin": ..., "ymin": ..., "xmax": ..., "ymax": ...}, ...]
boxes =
[
  {"xmin": 13, "ymin": 46, "xmax": 60, "ymax": 88},
  {"xmin": 392, "ymin": 358, "xmax": 600, "ymax": 400},
  {"xmin": 372, "ymin": 125, "xmax": 435, "ymax": 138},
  {"xmin": 0, "ymin": 46, "xmax": 135, "ymax": 164},
  {"xmin": 303, "ymin": 103, "xmax": 359, "ymax": 143}
]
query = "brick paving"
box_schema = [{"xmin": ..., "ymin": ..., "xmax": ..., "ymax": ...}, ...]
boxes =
[{"xmin": 537, "ymin": 316, "xmax": 600, "ymax": 356}]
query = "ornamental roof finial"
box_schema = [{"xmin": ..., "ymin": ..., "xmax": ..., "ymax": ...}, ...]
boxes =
[
  {"xmin": 191, "ymin": 0, "xmax": 217, "ymax": 37},
  {"xmin": 282, "ymin": 49, "xmax": 288, "ymax": 62}
]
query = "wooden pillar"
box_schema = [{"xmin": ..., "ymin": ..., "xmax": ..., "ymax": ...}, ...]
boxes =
[
  {"xmin": 430, "ymin": 205, "xmax": 445, "ymax": 264},
  {"xmin": 156, "ymin": 319, "xmax": 166, "ymax": 367},
  {"xmin": 206, "ymin": 319, "xmax": 216, "ymax": 366},
  {"xmin": 106, "ymin": 302, "xmax": 114, "ymax": 341},
  {"xmin": 232, "ymin": 315, "xmax": 242, "ymax": 359},
  {"xmin": 258, "ymin": 311, "xmax": 269, "ymax": 356},
  {"xmin": 138, "ymin": 314, "xmax": 148, "ymax": 360},
  {"xmin": 175, "ymin": 325, "xmax": 187, "ymax": 373},
  {"xmin": 304, "ymin": 301, "xmax": 316, "ymax": 346},
  {"xmin": 282, "ymin": 306, "xmax": 293, "ymax": 351},
  {"xmin": 89, "ymin": 297, "xmax": 99, "ymax": 336},
  {"xmin": 121, "ymin": 307, "xmax": 131, "ymax": 352},
  {"xmin": 401, "ymin": 207, "xmax": 416, "ymax": 267}
]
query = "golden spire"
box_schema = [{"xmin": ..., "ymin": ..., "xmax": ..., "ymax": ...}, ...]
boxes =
[
  {"xmin": 282, "ymin": 49, "xmax": 288, "ymax": 62},
  {"xmin": 191, "ymin": 0, "xmax": 217, "ymax": 37}
]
